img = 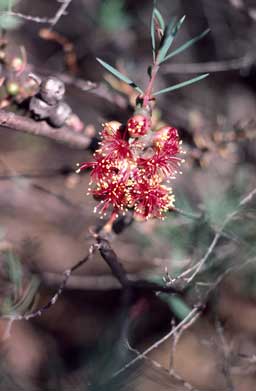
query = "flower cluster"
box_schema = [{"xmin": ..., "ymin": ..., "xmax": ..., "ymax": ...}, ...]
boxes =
[{"xmin": 77, "ymin": 116, "xmax": 183, "ymax": 220}]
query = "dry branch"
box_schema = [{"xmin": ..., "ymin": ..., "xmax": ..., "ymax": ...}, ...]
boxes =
[{"xmin": 0, "ymin": 109, "xmax": 90, "ymax": 149}]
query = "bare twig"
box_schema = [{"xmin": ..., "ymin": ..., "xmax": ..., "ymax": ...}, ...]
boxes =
[
  {"xmin": 215, "ymin": 320, "xmax": 235, "ymax": 391},
  {"xmin": 169, "ymin": 311, "xmax": 201, "ymax": 373},
  {"xmin": 97, "ymin": 238, "xmax": 182, "ymax": 294},
  {"xmin": 0, "ymin": 109, "xmax": 90, "ymax": 149},
  {"xmin": 184, "ymin": 187, "xmax": 256, "ymax": 283},
  {"xmin": 3, "ymin": 0, "xmax": 73, "ymax": 26},
  {"xmin": 163, "ymin": 53, "xmax": 254, "ymax": 74},
  {"xmin": 50, "ymin": 0, "xmax": 73, "ymax": 28},
  {"xmin": 2, "ymin": 243, "xmax": 97, "ymax": 322},
  {"xmin": 111, "ymin": 307, "xmax": 200, "ymax": 378}
]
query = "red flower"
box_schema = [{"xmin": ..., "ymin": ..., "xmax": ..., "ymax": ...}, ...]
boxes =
[
  {"xmin": 99, "ymin": 122, "xmax": 134, "ymax": 161},
  {"xmin": 127, "ymin": 114, "xmax": 151, "ymax": 137},
  {"xmin": 77, "ymin": 157, "xmax": 117, "ymax": 181},
  {"xmin": 128, "ymin": 180, "xmax": 174, "ymax": 219},
  {"xmin": 153, "ymin": 126, "xmax": 180, "ymax": 155},
  {"xmin": 92, "ymin": 176, "xmax": 128, "ymax": 216},
  {"xmin": 136, "ymin": 126, "xmax": 182, "ymax": 179},
  {"xmin": 77, "ymin": 121, "xmax": 183, "ymax": 220}
]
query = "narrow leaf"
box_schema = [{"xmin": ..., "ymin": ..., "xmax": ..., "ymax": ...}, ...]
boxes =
[
  {"xmin": 172, "ymin": 14, "xmax": 186, "ymax": 36},
  {"xmin": 154, "ymin": 8, "xmax": 165, "ymax": 31},
  {"xmin": 96, "ymin": 57, "xmax": 143, "ymax": 93},
  {"xmin": 151, "ymin": 6, "xmax": 156, "ymax": 60},
  {"xmin": 153, "ymin": 73, "xmax": 209, "ymax": 96},
  {"xmin": 161, "ymin": 28, "xmax": 210, "ymax": 63},
  {"xmin": 157, "ymin": 15, "xmax": 186, "ymax": 63},
  {"xmin": 159, "ymin": 294, "xmax": 193, "ymax": 320}
]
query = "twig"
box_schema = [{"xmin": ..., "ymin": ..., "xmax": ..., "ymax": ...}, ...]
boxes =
[
  {"xmin": 2, "ymin": 0, "xmax": 73, "ymax": 26},
  {"xmin": 111, "ymin": 307, "xmax": 200, "ymax": 378},
  {"xmin": 1, "ymin": 243, "xmax": 96, "ymax": 322},
  {"xmin": 207, "ymin": 256, "xmax": 256, "ymax": 295},
  {"xmin": 172, "ymin": 207, "xmax": 203, "ymax": 220},
  {"xmin": 169, "ymin": 311, "xmax": 201, "ymax": 374},
  {"xmin": 215, "ymin": 320, "xmax": 235, "ymax": 391},
  {"xmin": 97, "ymin": 237, "xmax": 182, "ymax": 294},
  {"xmin": 41, "ymin": 271, "xmax": 149, "ymax": 291},
  {"xmin": 0, "ymin": 110, "xmax": 90, "ymax": 149},
  {"xmin": 184, "ymin": 187, "xmax": 256, "ymax": 283},
  {"xmin": 163, "ymin": 53, "xmax": 254, "ymax": 74},
  {"xmin": 0, "ymin": 167, "xmax": 74, "ymax": 180},
  {"xmin": 50, "ymin": 0, "xmax": 73, "ymax": 28},
  {"xmin": 1, "ymin": 11, "xmax": 52, "ymax": 24}
]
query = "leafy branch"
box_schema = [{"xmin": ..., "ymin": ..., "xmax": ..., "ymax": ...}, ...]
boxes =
[{"xmin": 96, "ymin": 1, "xmax": 210, "ymax": 104}]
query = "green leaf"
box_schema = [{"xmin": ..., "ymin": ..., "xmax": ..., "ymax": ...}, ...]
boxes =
[
  {"xmin": 172, "ymin": 14, "xmax": 186, "ymax": 36},
  {"xmin": 154, "ymin": 8, "xmax": 165, "ymax": 31},
  {"xmin": 6, "ymin": 251, "xmax": 23, "ymax": 295},
  {"xmin": 99, "ymin": 0, "xmax": 130, "ymax": 32},
  {"xmin": 151, "ymin": 7, "xmax": 165, "ymax": 60},
  {"xmin": 157, "ymin": 15, "xmax": 186, "ymax": 64},
  {"xmin": 151, "ymin": 6, "xmax": 156, "ymax": 60},
  {"xmin": 0, "ymin": 14, "xmax": 20, "ymax": 30},
  {"xmin": 153, "ymin": 73, "xmax": 209, "ymax": 96},
  {"xmin": 96, "ymin": 57, "xmax": 143, "ymax": 94},
  {"xmin": 161, "ymin": 28, "xmax": 210, "ymax": 63},
  {"xmin": 159, "ymin": 294, "xmax": 193, "ymax": 320}
]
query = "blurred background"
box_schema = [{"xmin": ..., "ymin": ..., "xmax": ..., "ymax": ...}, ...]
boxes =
[{"xmin": 0, "ymin": 0, "xmax": 256, "ymax": 390}]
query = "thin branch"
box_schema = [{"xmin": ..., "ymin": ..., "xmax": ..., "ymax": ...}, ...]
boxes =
[
  {"xmin": 2, "ymin": 243, "xmax": 97, "ymax": 321},
  {"xmin": 172, "ymin": 206, "xmax": 203, "ymax": 220},
  {"xmin": 0, "ymin": 110, "xmax": 91, "ymax": 149},
  {"xmin": 111, "ymin": 307, "xmax": 200, "ymax": 378},
  {"xmin": 184, "ymin": 187, "xmax": 256, "ymax": 283},
  {"xmin": 1, "ymin": 11, "xmax": 52, "ymax": 24},
  {"xmin": 28, "ymin": 65, "xmax": 129, "ymax": 109},
  {"xmin": 41, "ymin": 271, "xmax": 149, "ymax": 291},
  {"xmin": 50, "ymin": 0, "xmax": 73, "ymax": 28},
  {"xmin": 215, "ymin": 320, "xmax": 235, "ymax": 391},
  {"xmin": 2, "ymin": 0, "xmax": 73, "ymax": 26},
  {"xmin": 97, "ymin": 237, "xmax": 182, "ymax": 294},
  {"xmin": 163, "ymin": 53, "xmax": 254, "ymax": 74}
]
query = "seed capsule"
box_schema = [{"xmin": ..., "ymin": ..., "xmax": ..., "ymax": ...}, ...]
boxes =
[
  {"xmin": 48, "ymin": 101, "xmax": 72, "ymax": 127},
  {"xmin": 40, "ymin": 76, "xmax": 65, "ymax": 105},
  {"xmin": 29, "ymin": 96, "xmax": 51, "ymax": 119}
]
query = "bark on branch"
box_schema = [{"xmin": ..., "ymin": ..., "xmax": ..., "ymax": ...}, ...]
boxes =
[{"xmin": 0, "ymin": 109, "xmax": 91, "ymax": 149}]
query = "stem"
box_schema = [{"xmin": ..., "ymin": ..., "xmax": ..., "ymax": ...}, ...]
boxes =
[
  {"xmin": 143, "ymin": 61, "xmax": 159, "ymax": 108},
  {"xmin": 103, "ymin": 211, "xmax": 118, "ymax": 233}
]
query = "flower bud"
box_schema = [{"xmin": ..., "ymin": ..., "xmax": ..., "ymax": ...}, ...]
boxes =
[
  {"xmin": 6, "ymin": 81, "xmax": 19, "ymax": 96},
  {"xmin": 127, "ymin": 113, "xmax": 151, "ymax": 138},
  {"xmin": 153, "ymin": 126, "xmax": 178, "ymax": 149},
  {"xmin": 10, "ymin": 57, "xmax": 23, "ymax": 72}
]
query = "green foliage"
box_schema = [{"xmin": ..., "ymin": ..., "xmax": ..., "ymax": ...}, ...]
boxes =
[
  {"xmin": 163, "ymin": 28, "xmax": 210, "ymax": 62},
  {"xmin": 1, "ymin": 250, "xmax": 40, "ymax": 317},
  {"xmin": 151, "ymin": 5, "xmax": 166, "ymax": 60},
  {"xmin": 159, "ymin": 294, "xmax": 192, "ymax": 320},
  {"xmin": 96, "ymin": 2, "xmax": 209, "ymax": 96},
  {"xmin": 5, "ymin": 250, "xmax": 23, "ymax": 296},
  {"xmin": 0, "ymin": 0, "xmax": 20, "ymax": 30},
  {"xmin": 96, "ymin": 57, "xmax": 143, "ymax": 93},
  {"xmin": 157, "ymin": 15, "xmax": 186, "ymax": 64},
  {"xmin": 99, "ymin": 0, "xmax": 130, "ymax": 32},
  {"xmin": 153, "ymin": 73, "xmax": 209, "ymax": 96}
]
